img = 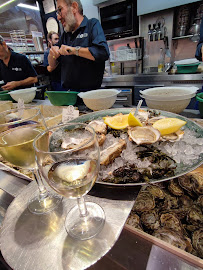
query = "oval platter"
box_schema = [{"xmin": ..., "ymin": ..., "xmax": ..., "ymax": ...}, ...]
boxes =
[{"xmin": 71, "ymin": 108, "xmax": 203, "ymax": 187}]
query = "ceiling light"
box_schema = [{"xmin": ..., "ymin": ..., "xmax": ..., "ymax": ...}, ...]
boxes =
[
  {"xmin": 17, "ymin": 3, "xmax": 39, "ymax": 10},
  {"xmin": 0, "ymin": 0, "xmax": 17, "ymax": 9}
]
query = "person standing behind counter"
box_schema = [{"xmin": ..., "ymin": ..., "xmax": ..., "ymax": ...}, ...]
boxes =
[
  {"xmin": 195, "ymin": 17, "xmax": 203, "ymax": 61},
  {"xmin": 48, "ymin": 0, "xmax": 110, "ymax": 92},
  {"xmin": 0, "ymin": 35, "xmax": 38, "ymax": 91},
  {"xmin": 44, "ymin": 31, "xmax": 66, "ymax": 91}
]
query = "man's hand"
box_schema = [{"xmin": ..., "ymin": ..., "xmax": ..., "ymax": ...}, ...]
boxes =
[
  {"xmin": 59, "ymin": 45, "xmax": 74, "ymax": 56},
  {"xmin": 49, "ymin": 46, "xmax": 60, "ymax": 60},
  {"xmin": 2, "ymin": 81, "xmax": 19, "ymax": 90}
]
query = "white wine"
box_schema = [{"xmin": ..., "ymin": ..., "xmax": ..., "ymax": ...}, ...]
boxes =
[
  {"xmin": 0, "ymin": 126, "xmax": 43, "ymax": 169},
  {"xmin": 48, "ymin": 159, "xmax": 98, "ymax": 198}
]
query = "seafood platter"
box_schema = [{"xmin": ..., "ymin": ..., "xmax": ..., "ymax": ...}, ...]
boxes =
[{"xmin": 71, "ymin": 108, "xmax": 203, "ymax": 187}]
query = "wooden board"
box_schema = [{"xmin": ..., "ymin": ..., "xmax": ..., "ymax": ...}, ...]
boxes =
[{"xmin": 124, "ymin": 224, "xmax": 203, "ymax": 268}]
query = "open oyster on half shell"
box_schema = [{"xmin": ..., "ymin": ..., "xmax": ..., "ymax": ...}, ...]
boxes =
[{"xmin": 128, "ymin": 126, "xmax": 160, "ymax": 145}]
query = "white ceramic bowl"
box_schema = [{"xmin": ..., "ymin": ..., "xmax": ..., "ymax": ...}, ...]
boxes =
[
  {"xmin": 9, "ymin": 87, "xmax": 36, "ymax": 103},
  {"xmin": 78, "ymin": 89, "xmax": 121, "ymax": 111},
  {"xmin": 140, "ymin": 86, "xmax": 199, "ymax": 114}
]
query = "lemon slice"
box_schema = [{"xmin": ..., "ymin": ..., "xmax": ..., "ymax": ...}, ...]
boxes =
[
  {"xmin": 152, "ymin": 118, "xmax": 186, "ymax": 136},
  {"xmin": 103, "ymin": 114, "xmax": 129, "ymax": 130},
  {"xmin": 128, "ymin": 112, "xmax": 143, "ymax": 127}
]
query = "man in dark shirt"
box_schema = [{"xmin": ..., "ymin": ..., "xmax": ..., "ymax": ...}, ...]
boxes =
[
  {"xmin": 0, "ymin": 35, "xmax": 38, "ymax": 91},
  {"xmin": 44, "ymin": 31, "xmax": 66, "ymax": 91},
  {"xmin": 195, "ymin": 17, "xmax": 203, "ymax": 61},
  {"xmin": 48, "ymin": 0, "xmax": 109, "ymax": 92}
]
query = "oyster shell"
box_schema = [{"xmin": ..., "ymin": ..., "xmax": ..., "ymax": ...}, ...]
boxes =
[
  {"xmin": 187, "ymin": 205, "xmax": 203, "ymax": 225},
  {"xmin": 146, "ymin": 185, "xmax": 165, "ymax": 199},
  {"xmin": 160, "ymin": 213, "xmax": 183, "ymax": 233},
  {"xmin": 128, "ymin": 126, "xmax": 160, "ymax": 145},
  {"xmin": 192, "ymin": 229, "xmax": 203, "ymax": 258},
  {"xmin": 197, "ymin": 195, "xmax": 203, "ymax": 208},
  {"xmin": 168, "ymin": 179, "xmax": 184, "ymax": 196},
  {"xmin": 153, "ymin": 228, "xmax": 193, "ymax": 252},
  {"xmin": 189, "ymin": 171, "xmax": 203, "ymax": 195},
  {"xmin": 161, "ymin": 130, "xmax": 184, "ymax": 142},
  {"xmin": 178, "ymin": 174, "xmax": 196, "ymax": 198},
  {"xmin": 147, "ymin": 116, "xmax": 166, "ymax": 125},
  {"xmin": 127, "ymin": 213, "xmax": 143, "ymax": 231},
  {"xmin": 87, "ymin": 120, "xmax": 107, "ymax": 134},
  {"xmin": 141, "ymin": 210, "xmax": 160, "ymax": 230},
  {"xmin": 132, "ymin": 191, "xmax": 155, "ymax": 213}
]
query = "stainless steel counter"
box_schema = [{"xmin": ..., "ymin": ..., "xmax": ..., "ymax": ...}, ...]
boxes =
[{"xmin": 102, "ymin": 73, "xmax": 203, "ymax": 87}]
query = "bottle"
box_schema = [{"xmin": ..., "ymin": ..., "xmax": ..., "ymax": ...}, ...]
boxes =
[{"xmin": 158, "ymin": 48, "xmax": 165, "ymax": 73}]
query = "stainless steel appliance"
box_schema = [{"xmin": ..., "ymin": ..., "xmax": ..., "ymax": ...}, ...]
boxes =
[{"xmin": 99, "ymin": 0, "xmax": 139, "ymax": 40}]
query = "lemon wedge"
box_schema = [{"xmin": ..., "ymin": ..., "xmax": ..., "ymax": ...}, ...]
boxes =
[
  {"xmin": 152, "ymin": 118, "xmax": 186, "ymax": 136},
  {"xmin": 103, "ymin": 114, "xmax": 129, "ymax": 130},
  {"xmin": 128, "ymin": 112, "xmax": 143, "ymax": 127}
]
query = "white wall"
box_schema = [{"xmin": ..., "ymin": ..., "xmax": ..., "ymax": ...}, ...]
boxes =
[{"xmin": 81, "ymin": 0, "xmax": 99, "ymax": 19}]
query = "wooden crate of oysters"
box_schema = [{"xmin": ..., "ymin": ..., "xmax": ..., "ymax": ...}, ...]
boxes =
[{"xmin": 125, "ymin": 167, "xmax": 203, "ymax": 268}]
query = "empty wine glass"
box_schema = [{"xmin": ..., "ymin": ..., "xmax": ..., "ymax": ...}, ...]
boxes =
[
  {"xmin": 0, "ymin": 107, "xmax": 62, "ymax": 214},
  {"xmin": 34, "ymin": 122, "xmax": 105, "ymax": 240}
]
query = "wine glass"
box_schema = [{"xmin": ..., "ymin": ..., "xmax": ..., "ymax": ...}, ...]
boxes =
[
  {"xmin": 33, "ymin": 122, "xmax": 105, "ymax": 240},
  {"xmin": 0, "ymin": 107, "xmax": 62, "ymax": 214}
]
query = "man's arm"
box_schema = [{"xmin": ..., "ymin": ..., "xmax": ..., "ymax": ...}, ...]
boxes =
[
  {"xmin": 59, "ymin": 45, "xmax": 95, "ymax": 61},
  {"xmin": 2, "ymin": 77, "xmax": 38, "ymax": 91},
  {"xmin": 48, "ymin": 46, "xmax": 60, "ymax": 71}
]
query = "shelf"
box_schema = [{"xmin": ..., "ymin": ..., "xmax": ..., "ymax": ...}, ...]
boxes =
[
  {"xmin": 107, "ymin": 35, "xmax": 140, "ymax": 45},
  {"xmin": 172, "ymin": 35, "xmax": 193, "ymax": 40}
]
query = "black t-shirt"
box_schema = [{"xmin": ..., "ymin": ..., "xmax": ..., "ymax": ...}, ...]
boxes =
[
  {"xmin": 0, "ymin": 51, "xmax": 37, "ymax": 89},
  {"xmin": 58, "ymin": 16, "xmax": 110, "ymax": 91}
]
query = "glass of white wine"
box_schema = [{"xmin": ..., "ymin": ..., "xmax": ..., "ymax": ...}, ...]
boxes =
[
  {"xmin": 0, "ymin": 107, "xmax": 62, "ymax": 214},
  {"xmin": 34, "ymin": 122, "xmax": 105, "ymax": 240}
]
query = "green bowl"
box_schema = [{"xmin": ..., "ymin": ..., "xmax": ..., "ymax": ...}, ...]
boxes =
[
  {"xmin": 0, "ymin": 90, "xmax": 13, "ymax": 101},
  {"xmin": 45, "ymin": 91, "xmax": 78, "ymax": 106},
  {"xmin": 196, "ymin": 93, "xmax": 203, "ymax": 118},
  {"xmin": 176, "ymin": 63, "xmax": 200, "ymax": 74}
]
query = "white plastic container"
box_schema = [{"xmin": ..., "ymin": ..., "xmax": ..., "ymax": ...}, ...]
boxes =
[
  {"xmin": 140, "ymin": 86, "xmax": 199, "ymax": 114},
  {"xmin": 78, "ymin": 89, "xmax": 121, "ymax": 111},
  {"xmin": 9, "ymin": 87, "xmax": 36, "ymax": 103}
]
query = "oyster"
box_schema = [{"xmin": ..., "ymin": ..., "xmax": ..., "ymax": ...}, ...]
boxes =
[
  {"xmin": 189, "ymin": 171, "xmax": 203, "ymax": 195},
  {"xmin": 141, "ymin": 210, "xmax": 160, "ymax": 230},
  {"xmin": 168, "ymin": 179, "xmax": 184, "ymax": 196},
  {"xmin": 146, "ymin": 185, "xmax": 165, "ymax": 200},
  {"xmin": 161, "ymin": 130, "xmax": 184, "ymax": 142},
  {"xmin": 127, "ymin": 213, "xmax": 143, "ymax": 231},
  {"xmin": 197, "ymin": 195, "xmax": 203, "ymax": 208},
  {"xmin": 160, "ymin": 192, "xmax": 179, "ymax": 210},
  {"xmin": 128, "ymin": 126, "xmax": 160, "ymax": 145},
  {"xmin": 153, "ymin": 228, "xmax": 193, "ymax": 252},
  {"xmin": 187, "ymin": 205, "xmax": 203, "ymax": 225},
  {"xmin": 160, "ymin": 213, "xmax": 183, "ymax": 233},
  {"xmin": 87, "ymin": 120, "xmax": 107, "ymax": 134},
  {"xmin": 147, "ymin": 116, "xmax": 166, "ymax": 125},
  {"xmin": 178, "ymin": 174, "xmax": 196, "ymax": 198},
  {"xmin": 100, "ymin": 139, "xmax": 126, "ymax": 166},
  {"xmin": 132, "ymin": 191, "xmax": 155, "ymax": 213},
  {"xmin": 192, "ymin": 229, "xmax": 203, "ymax": 258},
  {"xmin": 178, "ymin": 195, "xmax": 193, "ymax": 208}
]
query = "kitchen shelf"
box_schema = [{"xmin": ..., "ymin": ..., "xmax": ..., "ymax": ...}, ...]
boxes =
[
  {"xmin": 107, "ymin": 35, "xmax": 140, "ymax": 45},
  {"xmin": 172, "ymin": 34, "xmax": 193, "ymax": 40}
]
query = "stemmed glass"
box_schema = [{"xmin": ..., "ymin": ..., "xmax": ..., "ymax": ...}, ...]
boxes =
[
  {"xmin": 0, "ymin": 107, "xmax": 62, "ymax": 214},
  {"xmin": 34, "ymin": 122, "xmax": 105, "ymax": 240}
]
